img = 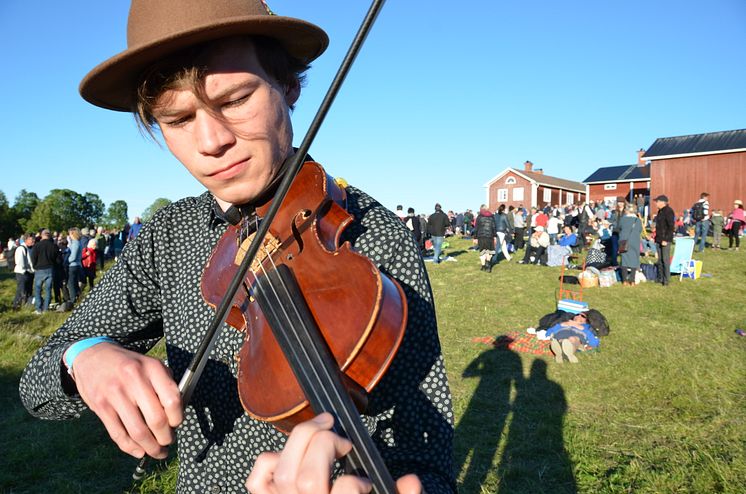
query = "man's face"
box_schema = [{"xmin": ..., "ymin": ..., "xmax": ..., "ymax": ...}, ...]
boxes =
[
  {"xmin": 153, "ymin": 38, "xmax": 299, "ymax": 209},
  {"xmin": 656, "ymin": 200, "xmax": 666, "ymax": 209}
]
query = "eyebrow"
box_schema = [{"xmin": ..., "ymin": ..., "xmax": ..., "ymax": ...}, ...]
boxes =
[{"xmin": 154, "ymin": 79, "xmax": 258, "ymax": 119}]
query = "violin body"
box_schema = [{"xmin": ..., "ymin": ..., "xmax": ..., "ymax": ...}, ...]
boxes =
[{"xmin": 201, "ymin": 161, "xmax": 408, "ymax": 432}]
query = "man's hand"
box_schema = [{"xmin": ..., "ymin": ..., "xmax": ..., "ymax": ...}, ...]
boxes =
[
  {"xmin": 661, "ymin": 241, "xmax": 668, "ymax": 246},
  {"xmin": 71, "ymin": 343, "xmax": 183, "ymax": 459},
  {"xmin": 246, "ymin": 413, "xmax": 422, "ymax": 494}
]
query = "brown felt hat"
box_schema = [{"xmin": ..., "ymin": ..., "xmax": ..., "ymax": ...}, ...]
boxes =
[{"xmin": 79, "ymin": 0, "xmax": 328, "ymax": 112}]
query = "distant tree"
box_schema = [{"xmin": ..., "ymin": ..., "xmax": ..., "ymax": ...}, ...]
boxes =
[
  {"xmin": 0, "ymin": 191, "xmax": 17, "ymax": 241},
  {"xmin": 26, "ymin": 189, "xmax": 89, "ymax": 232},
  {"xmin": 83, "ymin": 192, "xmax": 106, "ymax": 227},
  {"xmin": 106, "ymin": 200, "xmax": 129, "ymax": 229},
  {"xmin": 142, "ymin": 198, "xmax": 172, "ymax": 222},
  {"xmin": 12, "ymin": 189, "xmax": 40, "ymax": 232}
]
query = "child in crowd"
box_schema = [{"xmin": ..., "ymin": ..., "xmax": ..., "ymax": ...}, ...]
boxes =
[
  {"xmin": 81, "ymin": 238, "xmax": 97, "ymax": 290},
  {"xmin": 547, "ymin": 312, "xmax": 600, "ymax": 364},
  {"xmin": 711, "ymin": 209, "xmax": 724, "ymax": 249}
]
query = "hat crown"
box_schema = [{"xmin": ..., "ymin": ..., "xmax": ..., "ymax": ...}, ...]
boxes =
[{"xmin": 128, "ymin": 0, "xmax": 271, "ymax": 49}]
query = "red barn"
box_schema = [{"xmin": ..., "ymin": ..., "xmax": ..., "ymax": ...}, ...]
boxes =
[
  {"xmin": 583, "ymin": 150, "xmax": 651, "ymax": 206},
  {"xmin": 643, "ymin": 129, "xmax": 746, "ymax": 214},
  {"xmin": 484, "ymin": 161, "xmax": 586, "ymax": 211}
]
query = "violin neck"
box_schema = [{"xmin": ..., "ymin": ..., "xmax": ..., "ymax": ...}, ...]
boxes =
[{"xmin": 255, "ymin": 264, "xmax": 397, "ymax": 494}]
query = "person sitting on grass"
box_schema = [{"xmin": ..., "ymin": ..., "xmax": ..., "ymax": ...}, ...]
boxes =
[
  {"xmin": 519, "ymin": 226, "xmax": 550, "ymax": 265},
  {"xmin": 547, "ymin": 312, "xmax": 600, "ymax": 364}
]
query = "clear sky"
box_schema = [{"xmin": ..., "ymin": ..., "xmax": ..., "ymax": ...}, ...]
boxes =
[{"xmin": 2, "ymin": 0, "xmax": 745, "ymax": 219}]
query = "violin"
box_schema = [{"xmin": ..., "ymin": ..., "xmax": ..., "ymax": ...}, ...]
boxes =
[{"xmin": 202, "ymin": 160, "xmax": 407, "ymax": 492}]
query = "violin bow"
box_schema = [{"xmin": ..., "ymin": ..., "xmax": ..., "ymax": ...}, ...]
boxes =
[{"xmin": 134, "ymin": 0, "xmax": 387, "ymax": 481}]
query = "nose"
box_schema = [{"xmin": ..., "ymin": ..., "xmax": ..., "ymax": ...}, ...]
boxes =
[{"xmin": 194, "ymin": 110, "xmax": 236, "ymax": 156}]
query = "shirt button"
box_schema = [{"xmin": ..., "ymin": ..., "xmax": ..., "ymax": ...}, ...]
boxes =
[{"xmin": 209, "ymin": 485, "xmax": 221, "ymax": 494}]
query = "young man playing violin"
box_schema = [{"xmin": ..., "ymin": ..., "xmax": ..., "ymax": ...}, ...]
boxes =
[{"xmin": 20, "ymin": 1, "xmax": 455, "ymax": 493}]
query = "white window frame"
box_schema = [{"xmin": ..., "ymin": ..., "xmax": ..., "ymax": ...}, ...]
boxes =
[
  {"xmin": 604, "ymin": 183, "xmax": 617, "ymax": 190},
  {"xmin": 505, "ymin": 176, "xmax": 517, "ymax": 185},
  {"xmin": 497, "ymin": 188, "xmax": 508, "ymax": 202},
  {"xmin": 512, "ymin": 187, "xmax": 524, "ymax": 201},
  {"xmin": 542, "ymin": 188, "xmax": 552, "ymax": 203},
  {"xmin": 566, "ymin": 192, "xmax": 574, "ymax": 204}
]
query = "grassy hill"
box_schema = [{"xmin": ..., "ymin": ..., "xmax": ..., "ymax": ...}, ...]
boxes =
[{"xmin": 1, "ymin": 238, "xmax": 744, "ymax": 493}]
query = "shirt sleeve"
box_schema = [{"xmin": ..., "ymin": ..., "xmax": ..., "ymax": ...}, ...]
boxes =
[
  {"xmin": 362, "ymin": 226, "xmax": 456, "ymax": 493},
  {"xmin": 19, "ymin": 219, "xmax": 166, "ymax": 420}
]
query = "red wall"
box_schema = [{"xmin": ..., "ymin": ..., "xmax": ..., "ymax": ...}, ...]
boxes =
[
  {"xmin": 649, "ymin": 152, "xmax": 746, "ymax": 215},
  {"xmin": 487, "ymin": 172, "xmax": 532, "ymax": 211},
  {"xmin": 588, "ymin": 181, "xmax": 650, "ymax": 204}
]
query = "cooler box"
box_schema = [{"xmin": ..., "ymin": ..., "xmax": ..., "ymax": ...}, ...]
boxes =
[
  {"xmin": 680, "ymin": 260, "xmax": 703, "ymax": 280},
  {"xmin": 557, "ymin": 299, "xmax": 589, "ymax": 314}
]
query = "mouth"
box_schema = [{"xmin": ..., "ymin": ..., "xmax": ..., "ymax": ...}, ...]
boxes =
[{"xmin": 208, "ymin": 158, "xmax": 249, "ymax": 180}]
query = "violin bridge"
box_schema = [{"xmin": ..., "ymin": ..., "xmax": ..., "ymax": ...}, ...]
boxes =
[{"xmin": 234, "ymin": 231, "xmax": 281, "ymax": 272}]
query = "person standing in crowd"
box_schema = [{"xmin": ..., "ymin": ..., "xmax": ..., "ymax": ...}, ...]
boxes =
[
  {"xmin": 30, "ymin": 229, "xmax": 60, "ymax": 314},
  {"xmin": 79, "ymin": 228, "xmax": 91, "ymax": 255},
  {"xmin": 609, "ymin": 201, "xmax": 626, "ymax": 267},
  {"xmin": 53, "ymin": 238, "xmax": 68, "ymax": 306},
  {"xmin": 474, "ymin": 205, "xmax": 496, "ymax": 272},
  {"xmin": 67, "ymin": 228, "xmax": 83, "ymax": 303},
  {"xmin": 692, "ymin": 192, "xmax": 710, "ymax": 253},
  {"xmin": 463, "ymin": 209, "xmax": 474, "ymax": 237},
  {"xmin": 95, "ymin": 227, "xmax": 107, "ymax": 270},
  {"xmin": 512, "ymin": 205, "xmax": 526, "ymax": 250},
  {"xmin": 394, "ymin": 205, "xmax": 407, "ymax": 221},
  {"xmin": 618, "ymin": 204, "xmax": 642, "ymax": 286},
  {"xmin": 81, "ymin": 239, "xmax": 98, "ymax": 291},
  {"xmin": 711, "ymin": 208, "xmax": 724, "ymax": 249},
  {"xmin": 493, "ymin": 204, "xmax": 512, "ymax": 263},
  {"xmin": 726, "ymin": 199, "xmax": 745, "ymax": 251},
  {"xmin": 428, "ymin": 203, "xmax": 450, "ymax": 264},
  {"xmin": 404, "ymin": 207, "xmax": 423, "ymax": 252},
  {"xmin": 19, "ymin": 2, "xmax": 454, "ymax": 492},
  {"xmin": 128, "ymin": 217, "xmax": 143, "ymax": 241},
  {"xmin": 546, "ymin": 212, "xmax": 561, "ymax": 245},
  {"xmin": 12, "ymin": 235, "xmax": 35, "ymax": 310},
  {"xmin": 653, "ymin": 195, "xmax": 675, "ymax": 286}
]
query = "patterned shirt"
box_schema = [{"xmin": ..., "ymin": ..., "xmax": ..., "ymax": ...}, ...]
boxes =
[{"xmin": 19, "ymin": 184, "xmax": 456, "ymax": 494}]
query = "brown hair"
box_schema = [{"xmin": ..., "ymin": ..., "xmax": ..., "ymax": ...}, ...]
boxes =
[{"xmin": 134, "ymin": 36, "xmax": 309, "ymax": 137}]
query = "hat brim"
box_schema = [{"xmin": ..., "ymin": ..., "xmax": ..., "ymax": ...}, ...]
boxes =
[{"xmin": 80, "ymin": 15, "xmax": 328, "ymax": 112}]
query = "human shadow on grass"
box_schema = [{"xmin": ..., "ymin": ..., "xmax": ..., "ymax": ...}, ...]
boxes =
[
  {"xmin": 497, "ymin": 359, "xmax": 577, "ymax": 494},
  {"xmin": 454, "ymin": 346, "xmax": 521, "ymax": 492}
]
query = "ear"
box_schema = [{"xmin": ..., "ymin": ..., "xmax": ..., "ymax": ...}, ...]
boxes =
[{"xmin": 284, "ymin": 79, "xmax": 300, "ymax": 107}]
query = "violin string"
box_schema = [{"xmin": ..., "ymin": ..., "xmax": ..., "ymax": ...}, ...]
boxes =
[{"xmin": 252, "ymin": 231, "xmax": 386, "ymax": 487}]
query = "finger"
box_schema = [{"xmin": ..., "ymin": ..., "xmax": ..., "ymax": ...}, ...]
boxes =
[
  {"xmin": 273, "ymin": 413, "xmax": 335, "ymax": 492},
  {"xmin": 329, "ymin": 475, "xmax": 372, "ymax": 494},
  {"xmin": 396, "ymin": 474, "xmax": 423, "ymax": 494},
  {"xmin": 294, "ymin": 430, "xmax": 352, "ymax": 494},
  {"xmin": 99, "ymin": 378, "xmax": 167, "ymax": 458},
  {"xmin": 122, "ymin": 361, "xmax": 176, "ymax": 450},
  {"xmin": 151, "ymin": 365, "xmax": 184, "ymax": 428},
  {"xmin": 246, "ymin": 452, "xmax": 280, "ymax": 494},
  {"xmin": 95, "ymin": 401, "xmax": 146, "ymax": 458}
]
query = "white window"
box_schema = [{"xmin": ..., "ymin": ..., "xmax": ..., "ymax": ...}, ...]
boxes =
[
  {"xmin": 566, "ymin": 192, "xmax": 574, "ymax": 204},
  {"xmin": 604, "ymin": 183, "xmax": 617, "ymax": 190},
  {"xmin": 543, "ymin": 188, "xmax": 552, "ymax": 203},
  {"xmin": 505, "ymin": 176, "xmax": 517, "ymax": 185},
  {"xmin": 512, "ymin": 187, "xmax": 524, "ymax": 201},
  {"xmin": 497, "ymin": 188, "xmax": 508, "ymax": 202}
]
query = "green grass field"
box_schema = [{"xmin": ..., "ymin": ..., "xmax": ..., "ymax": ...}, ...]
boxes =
[{"xmin": 1, "ymin": 238, "xmax": 745, "ymax": 493}]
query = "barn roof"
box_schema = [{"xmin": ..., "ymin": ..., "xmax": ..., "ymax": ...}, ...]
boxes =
[
  {"xmin": 484, "ymin": 168, "xmax": 585, "ymax": 192},
  {"xmin": 643, "ymin": 129, "xmax": 746, "ymax": 160},
  {"xmin": 583, "ymin": 164, "xmax": 650, "ymax": 184},
  {"xmin": 521, "ymin": 170, "xmax": 586, "ymax": 192}
]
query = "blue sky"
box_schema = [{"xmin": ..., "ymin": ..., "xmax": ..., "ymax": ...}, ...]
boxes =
[{"xmin": 2, "ymin": 0, "xmax": 745, "ymax": 219}]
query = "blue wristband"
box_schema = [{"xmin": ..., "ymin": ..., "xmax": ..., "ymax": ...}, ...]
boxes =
[{"xmin": 63, "ymin": 336, "xmax": 117, "ymax": 372}]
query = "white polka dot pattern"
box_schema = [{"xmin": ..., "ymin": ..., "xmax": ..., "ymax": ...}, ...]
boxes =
[{"xmin": 19, "ymin": 186, "xmax": 455, "ymax": 493}]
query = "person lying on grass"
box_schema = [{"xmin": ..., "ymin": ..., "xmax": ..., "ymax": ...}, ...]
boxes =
[{"xmin": 546, "ymin": 312, "xmax": 600, "ymax": 364}]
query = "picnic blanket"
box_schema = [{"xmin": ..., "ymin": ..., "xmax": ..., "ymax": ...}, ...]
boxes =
[{"xmin": 472, "ymin": 331, "xmax": 552, "ymax": 355}]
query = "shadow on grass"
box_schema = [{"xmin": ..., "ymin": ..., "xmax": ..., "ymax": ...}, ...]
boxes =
[{"xmin": 454, "ymin": 349, "xmax": 577, "ymax": 494}]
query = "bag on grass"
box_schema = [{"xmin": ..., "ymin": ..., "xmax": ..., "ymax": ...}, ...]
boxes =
[
  {"xmin": 640, "ymin": 263, "xmax": 658, "ymax": 282},
  {"xmin": 578, "ymin": 269, "xmax": 599, "ymax": 288},
  {"xmin": 598, "ymin": 268, "xmax": 617, "ymax": 287}
]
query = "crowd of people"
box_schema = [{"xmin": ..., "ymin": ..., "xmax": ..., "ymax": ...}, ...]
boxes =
[
  {"xmin": 4, "ymin": 218, "xmax": 143, "ymax": 313},
  {"xmin": 404, "ymin": 192, "xmax": 744, "ymax": 288}
]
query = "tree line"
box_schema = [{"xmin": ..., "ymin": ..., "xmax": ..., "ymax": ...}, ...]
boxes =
[{"xmin": 0, "ymin": 189, "xmax": 172, "ymax": 240}]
